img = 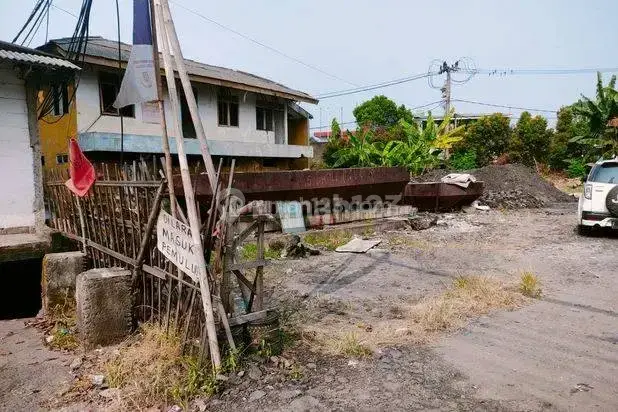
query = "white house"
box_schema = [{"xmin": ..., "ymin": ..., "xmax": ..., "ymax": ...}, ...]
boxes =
[
  {"xmin": 0, "ymin": 41, "xmax": 78, "ymax": 233},
  {"xmin": 39, "ymin": 36, "xmax": 318, "ymax": 170}
]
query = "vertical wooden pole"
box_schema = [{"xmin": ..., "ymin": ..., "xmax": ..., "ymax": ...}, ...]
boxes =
[
  {"xmin": 159, "ymin": 0, "xmax": 217, "ymax": 192},
  {"xmin": 156, "ymin": 1, "xmax": 221, "ymax": 368},
  {"xmin": 149, "ymin": 0, "xmax": 177, "ymax": 219}
]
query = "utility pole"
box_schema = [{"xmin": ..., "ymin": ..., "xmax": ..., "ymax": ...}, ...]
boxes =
[
  {"xmin": 439, "ymin": 61, "xmax": 459, "ymax": 159},
  {"xmin": 439, "ymin": 61, "xmax": 459, "ymax": 115}
]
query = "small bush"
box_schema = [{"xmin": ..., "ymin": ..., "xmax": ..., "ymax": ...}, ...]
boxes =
[
  {"xmin": 566, "ymin": 159, "xmax": 587, "ymax": 179},
  {"xmin": 519, "ymin": 272, "xmax": 542, "ymax": 298},
  {"xmin": 450, "ymin": 150, "xmax": 477, "ymax": 170}
]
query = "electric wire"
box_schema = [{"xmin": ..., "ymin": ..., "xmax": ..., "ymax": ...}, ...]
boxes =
[{"xmin": 168, "ymin": 0, "xmax": 357, "ymax": 87}]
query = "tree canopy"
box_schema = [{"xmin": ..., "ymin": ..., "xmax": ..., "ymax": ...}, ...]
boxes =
[{"xmin": 352, "ymin": 95, "xmax": 414, "ymax": 127}]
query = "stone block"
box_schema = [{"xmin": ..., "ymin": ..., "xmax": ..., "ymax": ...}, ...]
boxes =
[
  {"xmin": 41, "ymin": 251, "xmax": 86, "ymax": 312},
  {"xmin": 76, "ymin": 268, "xmax": 133, "ymax": 349}
]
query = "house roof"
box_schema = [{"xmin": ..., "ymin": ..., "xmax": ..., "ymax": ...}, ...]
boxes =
[
  {"xmin": 0, "ymin": 40, "xmax": 79, "ymax": 70},
  {"xmin": 39, "ymin": 36, "xmax": 318, "ymax": 104}
]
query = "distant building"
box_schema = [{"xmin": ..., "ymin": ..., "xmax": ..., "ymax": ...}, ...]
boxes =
[
  {"xmin": 37, "ymin": 36, "xmax": 318, "ymax": 171},
  {"xmin": 0, "ymin": 41, "xmax": 78, "ymax": 233},
  {"xmin": 415, "ymin": 113, "xmax": 511, "ymax": 128}
]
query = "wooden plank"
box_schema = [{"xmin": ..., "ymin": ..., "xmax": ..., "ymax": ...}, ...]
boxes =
[
  {"xmin": 45, "ymin": 180, "xmax": 161, "ymax": 187},
  {"xmin": 228, "ymin": 309, "xmax": 270, "ymax": 327},
  {"xmin": 62, "ymin": 232, "xmax": 138, "ymax": 266},
  {"xmin": 227, "ymin": 259, "xmax": 270, "ymax": 272},
  {"xmin": 143, "ymin": 264, "xmax": 200, "ymax": 291},
  {"xmin": 231, "ymin": 269, "xmax": 256, "ymax": 294}
]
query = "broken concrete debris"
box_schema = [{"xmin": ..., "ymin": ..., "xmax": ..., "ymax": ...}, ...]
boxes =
[
  {"xmin": 280, "ymin": 234, "xmax": 320, "ymax": 258},
  {"xmin": 407, "ymin": 214, "xmax": 438, "ymax": 231}
]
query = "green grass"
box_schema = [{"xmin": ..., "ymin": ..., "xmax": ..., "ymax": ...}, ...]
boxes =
[
  {"xmin": 336, "ymin": 333, "xmax": 372, "ymax": 358},
  {"xmin": 241, "ymin": 243, "xmax": 281, "ymax": 260},
  {"xmin": 303, "ymin": 231, "xmax": 353, "ymax": 251}
]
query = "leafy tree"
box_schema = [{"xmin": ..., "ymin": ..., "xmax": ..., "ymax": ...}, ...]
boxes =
[
  {"xmin": 330, "ymin": 118, "xmax": 341, "ymax": 139},
  {"xmin": 571, "ymin": 72, "xmax": 618, "ymax": 159},
  {"xmin": 548, "ymin": 106, "xmax": 589, "ymax": 170},
  {"xmin": 353, "ymin": 95, "xmax": 413, "ymax": 128},
  {"xmin": 458, "ymin": 113, "xmax": 511, "ymax": 166},
  {"xmin": 509, "ymin": 112, "xmax": 551, "ymax": 166}
]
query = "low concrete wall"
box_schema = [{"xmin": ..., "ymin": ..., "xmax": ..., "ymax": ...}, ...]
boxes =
[
  {"xmin": 76, "ymin": 268, "xmax": 132, "ymax": 349},
  {"xmin": 41, "ymin": 251, "xmax": 86, "ymax": 312}
]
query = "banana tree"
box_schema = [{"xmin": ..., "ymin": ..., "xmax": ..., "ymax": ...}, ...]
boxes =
[
  {"xmin": 380, "ymin": 110, "xmax": 465, "ymax": 174},
  {"xmin": 333, "ymin": 129, "xmax": 382, "ymax": 168},
  {"xmin": 571, "ymin": 72, "xmax": 618, "ymax": 158}
]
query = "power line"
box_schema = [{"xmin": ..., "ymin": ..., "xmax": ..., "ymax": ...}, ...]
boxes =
[
  {"xmin": 167, "ymin": 0, "xmax": 357, "ymax": 87},
  {"xmin": 453, "ymin": 99, "xmax": 556, "ymax": 113},
  {"xmin": 317, "ymin": 72, "xmax": 435, "ymax": 99},
  {"xmin": 464, "ymin": 67, "xmax": 618, "ymax": 76},
  {"xmin": 309, "ymin": 100, "xmax": 447, "ymax": 130},
  {"xmin": 51, "ymin": 3, "xmax": 78, "ymax": 18}
]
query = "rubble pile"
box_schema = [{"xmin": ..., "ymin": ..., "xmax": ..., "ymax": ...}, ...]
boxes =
[{"xmin": 416, "ymin": 164, "xmax": 575, "ymax": 209}]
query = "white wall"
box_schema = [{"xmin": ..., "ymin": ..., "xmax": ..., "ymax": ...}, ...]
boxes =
[
  {"xmin": 0, "ymin": 65, "xmax": 36, "ymax": 229},
  {"xmin": 76, "ymin": 69, "xmax": 280, "ymax": 144}
]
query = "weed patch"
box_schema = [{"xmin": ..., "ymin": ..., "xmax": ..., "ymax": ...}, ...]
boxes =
[
  {"xmin": 104, "ymin": 324, "xmax": 219, "ymax": 410},
  {"xmin": 303, "ymin": 231, "xmax": 352, "ymax": 251},
  {"xmin": 411, "ymin": 276, "xmax": 520, "ymax": 334},
  {"xmin": 519, "ymin": 271, "xmax": 542, "ymax": 298},
  {"xmin": 335, "ymin": 333, "xmax": 372, "ymax": 358},
  {"xmin": 242, "ymin": 243, "xmax": 281, "ymax": 260},
  {"xmin": 46, "ymin": 299, "xmax": 78, "ymax": 351}
]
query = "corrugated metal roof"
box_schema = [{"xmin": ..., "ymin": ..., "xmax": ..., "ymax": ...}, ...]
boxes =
[
  {"xmin": 43, "ymin": 37, "xmax": 317, "ymax": 103},
  {"xmin": 0, "ymin": 41, "xmax": 79, "ymax": 70}
]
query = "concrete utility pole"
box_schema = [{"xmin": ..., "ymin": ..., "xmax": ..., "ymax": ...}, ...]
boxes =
[
  {"xmin": 439, "ymin": 61, "xmax": 459, "ymax": 115},
  {"xmin": 439, "ymin": 61, "xmax": 460, "ymax": 159}
]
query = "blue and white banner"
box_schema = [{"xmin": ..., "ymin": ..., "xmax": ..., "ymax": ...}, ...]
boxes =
[{"xmin": 113, "ymin": 0, "xmax": 158, "ymax": 109}]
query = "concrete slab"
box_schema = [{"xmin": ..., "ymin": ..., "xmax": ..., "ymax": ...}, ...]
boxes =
[
  {"xmin": 335, "ymin": 238, "xmax": 382, "ymax": 253},
  {"xmin": 0, "ymin": 233, "xmax": 51, "ymax": 263}
]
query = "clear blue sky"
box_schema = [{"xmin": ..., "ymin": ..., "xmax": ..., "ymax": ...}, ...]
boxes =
[{"xmin": 2, "ymin": 0, "xmax": 617, "ymax": 130}]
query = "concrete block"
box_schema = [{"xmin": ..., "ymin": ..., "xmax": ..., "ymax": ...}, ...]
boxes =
[
  {"xmin": 76, "ymin": 268, "xmax": 133, "ymax": 349},
  {"xmin": 41, "ymin": 251, "xmax": 86, "ymax": 312}
]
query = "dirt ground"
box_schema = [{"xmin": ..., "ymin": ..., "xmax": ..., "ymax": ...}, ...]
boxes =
[{"xmin": 1, "ymin": 204, "xmax": 617, "ymax": 411}]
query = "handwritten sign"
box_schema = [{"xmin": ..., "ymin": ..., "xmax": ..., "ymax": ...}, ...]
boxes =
[{"xmin": 156, "ymin": 209, "xmax": 200, "ymax": 282}]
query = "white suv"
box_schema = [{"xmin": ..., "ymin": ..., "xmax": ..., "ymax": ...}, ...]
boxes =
[{"xmin": 577, "ymin": 158, "xmax": 618, "ymax": 234}]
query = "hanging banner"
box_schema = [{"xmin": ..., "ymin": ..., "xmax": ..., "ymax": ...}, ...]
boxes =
[
  {"xmin": 113, "ymin": 0, "xmax": 158, "ymax": 108},
  {"xmin": 156, "ymin": 209, "xmax": 200, "ymax": 282}
]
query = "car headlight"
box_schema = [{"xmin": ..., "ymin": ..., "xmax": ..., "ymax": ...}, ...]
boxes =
[{"xmin": 584, "ymin": 184, "xmax": 592, "ymax": 200}]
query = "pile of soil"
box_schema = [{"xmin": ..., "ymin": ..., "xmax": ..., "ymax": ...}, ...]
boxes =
[{"xmin": 414, "ymin": 164, "xmax": 576, "ymax": 209}]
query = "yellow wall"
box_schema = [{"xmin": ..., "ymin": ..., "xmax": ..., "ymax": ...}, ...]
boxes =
[
  {"xmin": 288, "ymin": 118, "xmax": 310, "ymax": 169},
  {"xmin": 38, "ymin": 82, "xmax": 78, "ymax": 171}
]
